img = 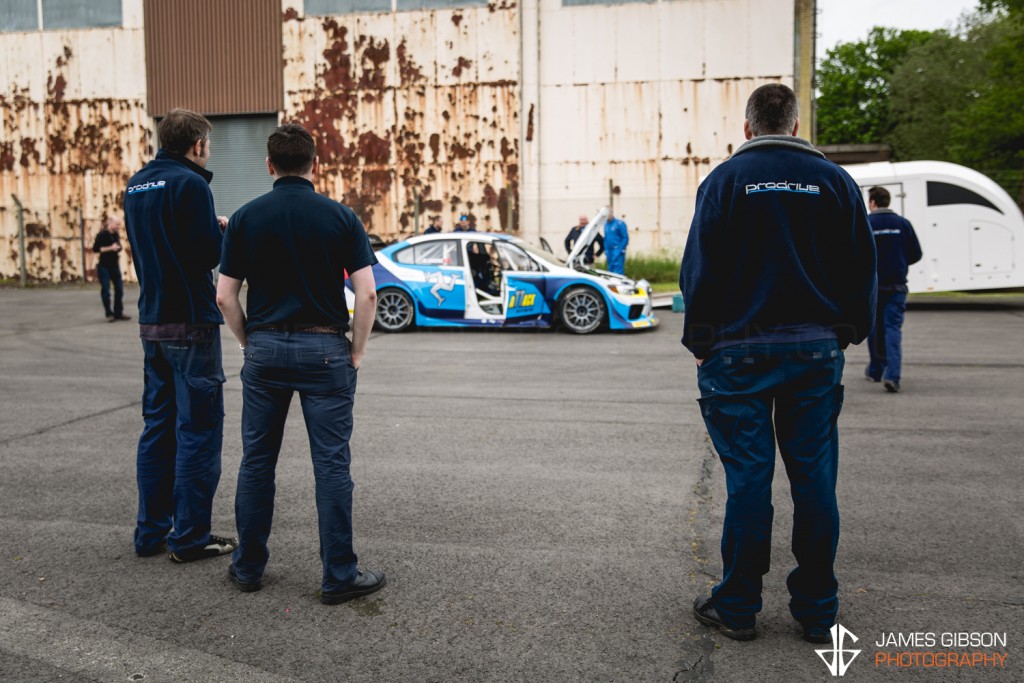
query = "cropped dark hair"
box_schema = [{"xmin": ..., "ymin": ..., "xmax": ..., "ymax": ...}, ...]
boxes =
[
  {"xmin": 744, "ymin": 83, "xmax": 799, "ymax": 136},
  {"xmin": 268, "ymin": 123, "xmax": 316, "ymax": 175},
  {"xmin": 158, "ymin": 108, "xmax": 212, "ymax": 155},
  {"xmin": 868, "ymin": 186, "xmax": 891, "ymax": 208}
]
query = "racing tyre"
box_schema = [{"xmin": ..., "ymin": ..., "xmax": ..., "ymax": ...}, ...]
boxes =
[
  {"xmin": 375, "ymin": 288, "xmax": 415, "ymax": 332},
  {"xmin": 558, "ymin": 286, "xmax": 606, "ymax": 334}
]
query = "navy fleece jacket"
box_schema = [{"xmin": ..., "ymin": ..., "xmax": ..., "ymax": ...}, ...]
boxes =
[
  {"xmin": 680, "ymin": 135, "xmax": 877, "ymax": 358},
  {"xmin": 124, "ymin": 150, "xmax": 224, "ymax": 325},
  {"xmin": 869, "ymin": 208, "xmax": 922, "ymax": 289}
]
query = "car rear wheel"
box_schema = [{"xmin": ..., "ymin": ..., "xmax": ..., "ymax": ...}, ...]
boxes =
[
  {"xmin": 558, "ymin": 286, "xmax": 606, "ymax": 334},
  {"xmin": 375, "ymin": 288, "xmax": 414, "ymax": 332}
]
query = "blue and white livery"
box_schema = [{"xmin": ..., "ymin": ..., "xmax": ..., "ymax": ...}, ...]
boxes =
[{"xmin": 350, "ymin": 209, "xmax": 658, "ymax": 334}]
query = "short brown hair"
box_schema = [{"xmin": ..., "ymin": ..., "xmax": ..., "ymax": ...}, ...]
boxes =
[
  {"xmin": 158, "ymin": 108, "xmax": 212, "ymax": 155},
  {"xmin": 268, "ymin": 123, "xmax": 316, "ymax": 175},
  {"xmin": 868, "ymin": 186, "xmax": 891, "ymax": 208},
  {"xmin": 745, "ymin": 83, "xmax": 799, "ymax": 136}
]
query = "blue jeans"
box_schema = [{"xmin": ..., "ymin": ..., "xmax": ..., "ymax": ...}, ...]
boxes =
[
  {"xmin": 232, "ymin": 331, "xmax": 360, "ymax": 592},
  {"xmin": 866, "ymin": 290, "xmax": 907, "ymax": 382},
  {"xmin": 696, "ymin": 340, "xmax": 845, "ymax": 631},
  {"xmin": 135, "ymin": 329, "xmax": 226, "ymax": 556},
  {"xmin": 97, "ymin": 263, "xmax": 123, "ymax": 317}
]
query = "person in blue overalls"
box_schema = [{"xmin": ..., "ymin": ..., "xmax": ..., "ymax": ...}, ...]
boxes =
[
  {"xmin": 603, "ymin": 210, "xmax": 629, "ymax": 275},
  {"xmin": 864, "ymin": 186, "xmax": 922, "ymax": 393}
]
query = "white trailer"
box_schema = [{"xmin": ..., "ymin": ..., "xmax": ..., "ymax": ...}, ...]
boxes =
[{"xmin": 843, "ymin": 161, "xmax": 1024, "ymax": 293}]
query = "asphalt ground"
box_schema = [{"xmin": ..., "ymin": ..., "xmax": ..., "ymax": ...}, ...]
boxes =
[{"xmin": 0, "ymin": 286, "xmax": 1021, "ymax": 682}]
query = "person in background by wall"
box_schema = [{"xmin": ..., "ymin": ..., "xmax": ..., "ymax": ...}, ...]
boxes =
[
  {"xmin": 424, "ymin": 215, "xmax": 443, "ymax": 234},
  {"xmin": 564, "ymin": 214, "xmax": 604, "ymax": 267},
  {"xmin": 680, "ymin": 83, "xmax": 876, "ymax": 643},
  {"xmin": 93, "ymin": 216, "xmax": 130, "ymax": 322},
  {"xmin": 603, "ymin": 210, "xmax": 628, "ymax": 274},
  {"xmin": 454, "ymin": 214, "xmax": 475, "ymax": 232},
  {"xmin": 864, "ymin": 186, "xmax": 922, "ymax": 394},
  {"xmin": 123, "ymin": 107, "xmax": 236, "ymax": 564}
]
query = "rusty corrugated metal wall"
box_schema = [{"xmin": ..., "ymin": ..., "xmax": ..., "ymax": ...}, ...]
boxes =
[
  {"xmin": 281, "ymin": 3, "xmax": 520, "ymax": 239},
  {"xmin": 0, "ymin": 12, "xmax": 151, "ymax": 283},
  {"xmin": 144, "ymin": 0, "xmax": 282, "ymax": 116}
]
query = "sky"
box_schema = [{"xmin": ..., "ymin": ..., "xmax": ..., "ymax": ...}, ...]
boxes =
[{"xmin": 816, "ymin": 0, "xmax": 980, "ymax": 60}]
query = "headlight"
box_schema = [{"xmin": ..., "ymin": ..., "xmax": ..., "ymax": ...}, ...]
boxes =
[{"xmin": 607, "ymin": 283, "xmax": 639, "ymax": 295}]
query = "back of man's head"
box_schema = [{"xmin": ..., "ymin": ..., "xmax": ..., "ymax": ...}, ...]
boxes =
[
  {"xmin": 268, "ymin": 124, "xmax": 317, "ymax": 176},
  {"xmin": 868, "ymin": 186, "xmax": 891, "ymax": 208},
  {"xmin": 744, "ymin": 83, "xmax": 798, "ymax": 137},
  {"xmin": 158, "ymin": 108, "xmax": 212, "ymax": 155}
]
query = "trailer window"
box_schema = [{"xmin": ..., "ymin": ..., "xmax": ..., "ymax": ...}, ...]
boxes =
[{"xmin": 926, "ymin": 181, "xmax": 1003, "ymax": 214}]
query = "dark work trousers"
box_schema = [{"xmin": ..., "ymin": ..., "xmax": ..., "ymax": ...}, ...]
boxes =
[
  {"xmin": 97, "ymin": 263, "xmax": 124, "ymax": 317},
  {"xmin": 232, "ymin": 331, "xmax": 360, "ymax": 593},
  {"xmin": 696, "ymin": 339, "xmax": 845, "ymax": 631},
  {"xmin": 866, "ymin": 289, "xmax": 908, "ymax": 383},
  {"xmin": 135, "ymin": 329, "xmax": 226, "ymax": 556}
]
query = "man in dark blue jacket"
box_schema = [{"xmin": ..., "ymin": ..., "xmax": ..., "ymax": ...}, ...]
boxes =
[
  {"xmin": 565, "ymin": 213, "xmax": 604, "ymax": 267},
  {"xmin": 680, "ymin": 84, "xmax": 876, "ymax": 643},
  {"xmin": 124, "ymin": 108, "xmax": 236, "ymax": 563},
  {"xmin": 865, "ymin": 186, "xmax": 922, "ymax": 393}
]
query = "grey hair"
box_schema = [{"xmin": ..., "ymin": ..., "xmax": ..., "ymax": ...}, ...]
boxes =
[{"xmin": 744, "ymin": 83, "xmax": 799, "ymax": 136}]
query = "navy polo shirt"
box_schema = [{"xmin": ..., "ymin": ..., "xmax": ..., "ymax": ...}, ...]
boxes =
[{"xmin": 219, "ymin": 176, "xmax": 377, "ymax": 333}]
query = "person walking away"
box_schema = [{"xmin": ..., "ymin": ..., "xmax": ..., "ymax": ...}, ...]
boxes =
[
  {"xmin": 680, "ymin": 83, "xmax": 876, "ymax": 643},
  {"xmin": 864, "ymin": 186, "xmax": 922, "ymax": 393},
  {"xmin": 92, "ymin": 216, "xmax": 130, "ymax": 322},
  {"xmin": 603, "ymin": 210, "xmax": 628, "ymax": 274},
  {"xmin": 216, "ymin": 123, "xmax": 385, "ymax": 604},
  {"xmin": 123, "ymin": 108, "xmax": 236, "ymax": 563}
]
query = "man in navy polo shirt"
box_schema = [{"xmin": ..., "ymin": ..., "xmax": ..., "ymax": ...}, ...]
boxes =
[
  {"xmin": 680, "ymin": 84, "xmax": 876, "ymax": 643},
  {"xmin": 124, "ymin": 108, "xmax": 237, "ymax": 563},
  {"xmin": 864, "ymin": 186, "xmax": 922, "ymax": 393},
  {"xmin": 216, "ymin": 123, "xmax": 383, "ymax": 604}
]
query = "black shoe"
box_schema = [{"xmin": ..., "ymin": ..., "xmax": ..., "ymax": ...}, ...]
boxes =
[
  {"xmin": 319, "ymin": 568, "xmax": 386, "ymax": 605},
  {"xmin": 884, "ymin": 380, "xmax": 900, "ymax": 393},
  {"xmin": 168, "ymin": 534, "xmax": 238, "ymax": 563},
  {"xmin": 114, "ymin": 314, "xmax": 132, "ymax": 321},
  {"xmin": 692, "ymin": 596, "xmax": 756, "ymax": 641},
  {"xmin": 864, "ymin": 373, "xmax": 880, "ymax": 383},
  {"xmin": 802, "ymin": 623, "xmax": 833, "ymax": 644},
  {"xmin": 106, "ymin": 315, "xmax": 116, "ymax": 323},
  {"xmin": 228, "ymin": 565, "xmax": 262, "ymax": 593}
]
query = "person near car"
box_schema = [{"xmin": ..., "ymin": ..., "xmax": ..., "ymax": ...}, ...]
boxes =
[
  {"xmin": 864, "ymin": 185, "xmax": 922, "ymax": 394},
  {"xmin": 680, "ymin": 83, "xmax": 876, "ymax": 643},
  {"xmin": 453, "ymin": 214, "xmax": 475, "ymax": 232},
  {"xmin": 423, "ymin": 215, "xmax": 443, "ymax": 234},
  {"xmin": 123, "ymin": 107, "xmax": 236, "ymax": 563},
  {"xmin": 603, "ymin": 210, "xmax": 628, "ymax": 274},
  {"xmin": 564, "ymin": 214, "xmax": 604, "ymax": 267},
  {"xmin": 92, "ymin": 216, "xmax": 130, "ymax": 322},
  {"xmin": 216, "ymin": 123, "xmax": 384, "ymax": 604}
]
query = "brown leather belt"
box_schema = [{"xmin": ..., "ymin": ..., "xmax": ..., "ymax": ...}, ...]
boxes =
[{"xmin": 252, "ymin": 324, "xmax": 341, "ymax": 334}]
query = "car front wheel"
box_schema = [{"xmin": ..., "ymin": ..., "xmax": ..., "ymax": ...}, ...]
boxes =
[
  {"xmin": 558, "ymin": 286, "xmax": 606, "ymax": 334},
  {"xmin": 375, "ymin": 288, "xmax": 415, "ymax": 332}
]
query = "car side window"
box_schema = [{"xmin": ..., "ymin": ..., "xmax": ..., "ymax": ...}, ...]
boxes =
[{"xmin": 394, "ymin": 241, "xmax": 464, "ymax": 266}]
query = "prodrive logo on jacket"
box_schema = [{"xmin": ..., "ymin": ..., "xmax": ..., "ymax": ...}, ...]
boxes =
[
  {"xmin": 745, "ymin": 181, "xmax": 820, "ymax": 195},
  {"xmin": 127, "ymin": 180, "xmax": 167, "ymax": 195}
]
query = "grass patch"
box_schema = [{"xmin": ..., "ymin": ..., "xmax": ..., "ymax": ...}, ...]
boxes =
[{"xmin": 595, "ymin": 250, "xmax": 681, "ymax": 292}]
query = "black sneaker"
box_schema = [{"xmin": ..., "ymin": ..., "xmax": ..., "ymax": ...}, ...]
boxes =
[
  {"xmin": 319, "ymin": 568, "xmax": 386, "ymax": 605},
  {"xmin": 802, "ymin": 623, "xmax": 834, "ymax": 644},
  {"xmin": 228, "ymin": 565, "xmax": 262, "ymax": 593},
  {"xmin": 864, "ymin": 373, "xmax": 880, "ymax": 383},
  {"xmin": 884, "ymin": 380, "xmax": 900, "ymax": 393},
  {"xmin": 168, "ymin": 534, "xmax": 238, "ymax": 563},
  {"xmin": 692, "ymin": 596, "xmax": 756, "ymax": 641}
]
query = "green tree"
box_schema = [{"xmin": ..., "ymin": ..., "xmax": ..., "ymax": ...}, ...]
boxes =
[{"xmin": 816, "ymin": 27, "xmax": 936, "ymax": 145}]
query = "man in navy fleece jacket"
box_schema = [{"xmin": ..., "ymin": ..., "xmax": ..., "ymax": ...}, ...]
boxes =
[
  {"xmin": 680, "ymin": 84, "xmax": 876, "ymax": 643},
  {"xmin": 124, "ymin": 108, "xmax": 236, "ymax": 564}
]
